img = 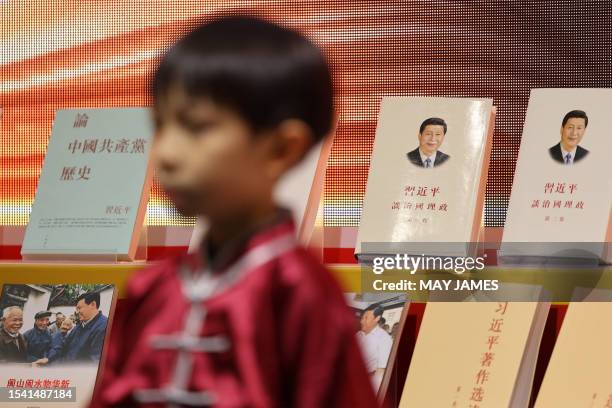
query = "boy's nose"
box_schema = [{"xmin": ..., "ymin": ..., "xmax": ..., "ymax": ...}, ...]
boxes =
[
  {"xmin": 156, "ymin": 151, "xmax": 180, "ymax": 174},
  {"xmin": 154, "ymin": 135, "xmax": 184, "ymax": 174}
]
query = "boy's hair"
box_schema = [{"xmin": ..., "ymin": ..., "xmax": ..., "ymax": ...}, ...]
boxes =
[{"xmin": 153, "ymin": 15, "xmax": 334, "ymax": 143}]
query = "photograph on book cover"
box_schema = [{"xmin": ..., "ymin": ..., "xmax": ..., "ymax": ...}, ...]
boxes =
[
  {"xmin": 547, "ymin": 109, "xmax": 590, "ymax": 165},
  {"xmin": 405, "ymin": 117, "xmax": 451, "ymax": 168},
  {"xmin": 0, "ymin": 283, "xmax": 116, "ymax": 407},
  {"xmin": 345, "ymin": 292, "xmax": 409, "ymax": 397}
]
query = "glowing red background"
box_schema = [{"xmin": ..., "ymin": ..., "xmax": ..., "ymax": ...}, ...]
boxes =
[{"xmin": 1, "ymin": 1, "xmax": 610, "ymax": 227}]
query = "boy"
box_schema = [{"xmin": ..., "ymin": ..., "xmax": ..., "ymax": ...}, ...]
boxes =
[{"xmin": 90, "ymin": 15, "xmax": 379, "ymax": 408}]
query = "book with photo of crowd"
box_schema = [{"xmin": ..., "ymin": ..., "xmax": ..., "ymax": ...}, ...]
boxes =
[{"xmin": 0, "ymin": 283, "xmax": 116, "ymax": 407}]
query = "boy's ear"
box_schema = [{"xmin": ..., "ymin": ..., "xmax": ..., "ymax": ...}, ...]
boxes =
[{"xmin": 265, "ymin": 119, "xmax": 314, "ymax": 179}]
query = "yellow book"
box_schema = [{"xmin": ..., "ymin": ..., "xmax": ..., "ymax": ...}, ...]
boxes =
[
  {"xmin": 400, "ymin": 292, "xmax": 549, "ymax": 407},
  {"xmin": 535, "ymin": 289, "xmax": 612, "ymax": 407}
]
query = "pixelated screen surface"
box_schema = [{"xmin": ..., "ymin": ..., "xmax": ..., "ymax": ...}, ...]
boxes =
[{"xmin": 1, "ymin": 1, "xmax": 610, "ymax": 227}]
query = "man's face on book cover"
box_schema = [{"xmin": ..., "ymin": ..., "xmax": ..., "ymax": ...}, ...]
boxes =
[
  {"xmin": 35, "ymin": 316, "xmax": 49, "ymax": 330},
  {"xmin": 76, "ymin": 299, "xmax": 98, "ymax": 322},
  {"xmin": 60, "ymin": 318, "xmax": 73, "ymax": 334},
  {"xmin": 4, "ymin": 310, "xmax": 23, "ymax": 334},
  {"xmin": 560, "ymin": 117, "xmax": 586, "ymax": 151},
  {"xmin": 418, "ymin": 124, "xmax": 446, "ymax": 156},
  {"xmin": 360, "ymin": 310, "xmax": 379, "ymax": 334}
]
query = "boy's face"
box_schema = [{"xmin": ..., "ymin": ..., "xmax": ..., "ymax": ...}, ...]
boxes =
[{"xmin": 153, "ymin": 89, "xmax": 277, "ymax": 219}]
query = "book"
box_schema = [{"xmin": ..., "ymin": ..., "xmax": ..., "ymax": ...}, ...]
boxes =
[
  {"xmin": 400, "ymin": 286, "xmax": 549, "ymax": 407},
  {"xmin": 0, "ymin": 283, "xmax": 116, "ymax": 407},
  {"xmin": 21, "ymin": 108, "xmax": 154, "ymax": 261},
  {"xmin": 501, "ymin": 89, "xmax": 612, "ymax": 264},
  {"xmin": 344, "ymin": 292, "xmax": 409, "ymax": 399},
  {"xmin": 535, "ymin": 288, "xmax": 612, "ymax": 407},
  {"xmin": 355, "ymin": 97, "xmax": 495, "ymax": 259}
]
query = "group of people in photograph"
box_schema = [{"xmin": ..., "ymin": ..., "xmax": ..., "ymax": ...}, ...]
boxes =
[{"xmin": 0, "ymin": 292, "xmax": 108, "ymax": 365}]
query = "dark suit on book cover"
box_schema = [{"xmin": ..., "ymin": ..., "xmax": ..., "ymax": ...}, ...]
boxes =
[
  {"xmin": 406, "ymin": 148, "xmax": 450, "ymax": 167},
  {"xmin": 0, "ymin": 328, "xmax": 27, "ymax": 363},
  {"xmin": 548, "ymin": 142, "xmax": 589, "ymax": 164}
]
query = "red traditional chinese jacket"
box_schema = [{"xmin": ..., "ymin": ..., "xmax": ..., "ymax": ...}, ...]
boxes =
[{"xmin": 89, "ymin": 213, "xmax": 379, "ymax": 408}]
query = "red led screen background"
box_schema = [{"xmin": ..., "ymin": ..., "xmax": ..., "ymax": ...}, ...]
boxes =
[{"xmin": 1, "ymin": 1, "xmax": 610, "ymax": 228}]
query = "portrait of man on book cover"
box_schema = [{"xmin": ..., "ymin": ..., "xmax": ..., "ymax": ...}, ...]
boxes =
[
  {"xmin": 548, "ymin": 109, "xmax": 590, "ymax": 165},
  {"xmin": 406, "ymin": 117, "xmax": 451, "ymax": 168}
]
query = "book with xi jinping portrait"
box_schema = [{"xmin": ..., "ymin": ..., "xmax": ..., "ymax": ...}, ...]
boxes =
[
  {"xmin": 500, "ymin": 89, "xmax": 612, "ymax": 264},
  {"xmin": 355, "ymin": 97, "xmax": 496, "ymax": 259},
  {"xmin": 21, "ymin": 108, "xmax": 154, "ymax": 261}
]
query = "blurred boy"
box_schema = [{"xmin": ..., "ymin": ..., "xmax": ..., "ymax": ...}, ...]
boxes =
[{"xmin": 91, "ymin": 16, "xmax": 378, "ymax": 408}]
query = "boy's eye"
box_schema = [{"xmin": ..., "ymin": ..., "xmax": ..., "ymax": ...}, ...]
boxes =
[
  {"xmin": 183, "ymin": 120, "xmax": 213, "ymax": 134},
  {"xmin": 177, "ymin": 112, "xmax": 215, "ymax": 134}
]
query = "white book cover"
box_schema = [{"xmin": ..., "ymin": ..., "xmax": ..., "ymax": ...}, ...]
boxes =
[
  {"xmin": 356, "ymin": 97, "xmax": 494, "ymax": 257},
  {"xmin": 501, "ymin": 89, "xmax": 612, "ymax": 263}
]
